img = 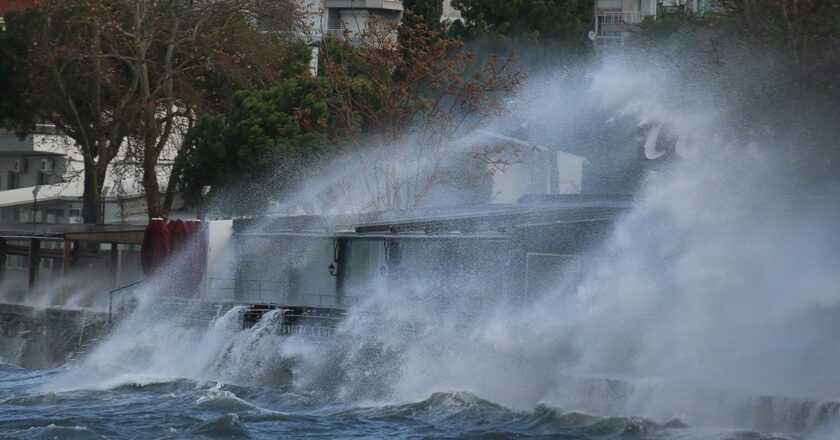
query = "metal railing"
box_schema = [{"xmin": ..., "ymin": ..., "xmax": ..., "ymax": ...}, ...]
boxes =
[
  {"xmin": 104, "ymin": 277, "xmax": 362, "ymax": 338},
  {"xmin": 243, "ymin": 305, "xmax": 347, "ymax": 338},
  {"xmin": 323, "ymin": 0, "xmax": 402, "ymax": 9},
  {"xmin": 597, "ymin": 11, "xmax": 647, "ymax": 25},
  {"xmin": 208, "ymin": 277, "xmax": 362, "ymax": 308},
  {"xmin": 108, "ymin": 279, "xmax": 147, "ymax": 324},
  {"xmin": 53, "ymin": 318, "xmax": 105, "ymax": 364},
  {"xmin": 321, "ymin": 28, "xmax": 396, "ymax": 46}
]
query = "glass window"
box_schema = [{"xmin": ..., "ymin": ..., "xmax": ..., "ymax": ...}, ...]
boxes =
[{"xmin": 6, "ymin": 171, "xmax": 18, "ymax": 190}]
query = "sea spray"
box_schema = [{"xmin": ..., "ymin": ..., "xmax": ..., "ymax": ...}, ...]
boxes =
[
  {"xmin": 285, "ymin": 55, "xmax": 840, "ymax": 431},
  {"xmin": 39, "ymin": 52, "xmax": 840, "ymax": 437},
  {"xmin": 46, "ymin": 302, "xmax": 292, "ymax": 391}
]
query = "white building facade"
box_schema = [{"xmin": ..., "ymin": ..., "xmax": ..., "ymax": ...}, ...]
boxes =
[
  {"xmin": 304, "ymin": 0, "xmax": 461, "ymax": 44},
  {"xmin": 594, "ymin": 0, "xmax": 712, "ymax": 49}
]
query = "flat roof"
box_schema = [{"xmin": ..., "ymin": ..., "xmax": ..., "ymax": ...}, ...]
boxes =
[
  {"xmin": 351, "ymin": 194, "xmax": 632, "ymax": 232},
  {"xmin": 235, "ymin": 195, "xmax": 633, "ymax": 236},
  {"xmin": 0, "ymin": 223, "xmax": 147, "ymax": 244}
]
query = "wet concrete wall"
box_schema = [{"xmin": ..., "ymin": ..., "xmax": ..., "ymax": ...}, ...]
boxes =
[{"xmin": 0, "ymin": 303, "xmax": 108, "ymax": 369}]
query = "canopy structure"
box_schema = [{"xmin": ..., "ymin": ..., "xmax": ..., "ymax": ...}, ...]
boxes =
[
  {"xmin": 141, "ymin": 219, "xmax": 170, "ymax": 276},
  {"xmin": 140, "ymin": 219, "xmax": 206, "ymax": 295},
  {"xmin": 0, "ymin": 222, "xmax": 146, "ymax": 293}
]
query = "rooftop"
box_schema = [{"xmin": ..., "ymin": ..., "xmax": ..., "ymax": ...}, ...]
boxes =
[
  {"xmin": 234, "ymin": 194, "xmax": 633, "ymax": 237},
  {"xmin": 0, "ymin": 222, "xmax": 146, "ymax": 244}
]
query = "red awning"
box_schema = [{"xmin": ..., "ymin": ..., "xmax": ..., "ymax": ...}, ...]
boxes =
[
  {"xmin": 140, "ymin": 218, "xmax": 206, "ymax": 294},
  {"xmin": 140, "ymin": 218, "xmax": 170, "ymax": 276},
  {"xmin": 167, "ymin": 219, "xmax": 188, "ymax": 255}
]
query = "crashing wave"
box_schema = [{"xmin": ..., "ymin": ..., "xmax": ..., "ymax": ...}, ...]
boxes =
[
  {"xmin": 338, "ymin": 391, "xmax": 524, "ymax": 427},
  {"xmin": 334, "ymin": 391, "xmax": 680, "ymax": 437},
  {"xmin": 186, "ymin": 413, "xmax": 253, "ymax": 438}
]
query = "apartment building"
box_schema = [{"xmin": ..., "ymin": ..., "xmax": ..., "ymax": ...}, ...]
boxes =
[
  {"xmin": 305, "ymin": 0, "xmax": 460, "ymax": 44},
  {"xmin": 594, "ymin": 0, "xmax": 711, "ymax": 49},
  {"xmin": 319, "ymin": 0, "xmax": 403, "ymax": 41}
]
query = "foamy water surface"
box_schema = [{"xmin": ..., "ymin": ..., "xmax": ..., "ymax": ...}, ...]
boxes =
[{"xmin": 0, "ymin": 360, "xmax": 810, "ymax": 439}]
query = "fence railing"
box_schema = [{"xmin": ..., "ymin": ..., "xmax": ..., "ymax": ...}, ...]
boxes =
[
  {"xmin": 597, "ymin": 11, "xmax": 647, "ymax": 25},
  {"xmin": 108, "ymin": 279, "xmax": 147, "ymax": 324},
  {"xmin": 105, "ymin": 277, "xmax": 361, "ymax": 339},
  {"xmin": 208, "ymin": 277, "xmax": 361, "ymax": 308},
  {"xmin": 243, "ymin": 305, "xmax": 347, "ymax": 338}
]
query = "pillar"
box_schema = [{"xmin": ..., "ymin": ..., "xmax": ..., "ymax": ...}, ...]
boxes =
[
  {"xmin": 61, "ymin": 238, "xmax": 71, "ymax": 296},
  {"xmin": 27, "ymin": 238, "xmax": 40, "ymax": 292},
  {"xmin": 0, "ymin": 238, "xmax": 6, "ymax": 286},
  {"xmin": 110, "ymin": 242, "xmax": 119, "ymax": 287}
]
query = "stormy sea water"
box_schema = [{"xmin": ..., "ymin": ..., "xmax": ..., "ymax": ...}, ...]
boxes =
[
  {"xmin": 0, "ymin": 350, "xmax": 818, "ymax": 440},
  {"xmin": 0, "ymin": 366, "xmax": 711, "ymax": 440},
  {"xmin": 0, "ymin": 371, "xmax": 748, "ymax": 440}
]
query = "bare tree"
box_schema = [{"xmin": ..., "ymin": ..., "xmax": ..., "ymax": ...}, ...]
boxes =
[
  {"xmin": 111, "ymin": 0, "xmax": 307, "ymax": 218},
  {"xmin": 6, "ymin": 0, "xmax": 139, "ymax": 223},
  {"xmin": 311, "ymin": 18, "xmax": 523, "ymax": 211},
  {"xmin": 4, "ymin": 0, "xmax": 306, "ymax": 222}
]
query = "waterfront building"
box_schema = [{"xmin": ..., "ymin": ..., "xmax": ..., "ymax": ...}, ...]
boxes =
[
  {"xmin": 195, "ymin": 195, "xmax": 630, "ymax": 333},
  {"xmin": 476, "ymin": 130, "xmax": 585, "ymax": 204}
]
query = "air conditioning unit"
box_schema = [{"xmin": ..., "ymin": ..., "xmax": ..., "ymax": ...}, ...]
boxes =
[
  {"xmin": 12, "ymin": 159, "xmax": 26, "ymax": 173},
  {"xmin": 40, "ymin": 158, "xmax": 54, "ymax": 173}
]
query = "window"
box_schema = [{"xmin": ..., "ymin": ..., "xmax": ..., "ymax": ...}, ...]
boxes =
[
  {"xmin": 6, "ymin": 171, "xmax": 18, "ymax": 190},
  {"xmin": 45, "ymin": 208, "xmax": 64, "ymax": 224},
  {"xmin": 4, "ymin": 208, "xmax": 21, "ymax": 222}
]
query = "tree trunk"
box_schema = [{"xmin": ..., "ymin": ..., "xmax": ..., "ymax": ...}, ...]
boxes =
[
  {"xmin": 162, "ymin": 141, "xmax": 191, "ymax": 215},
  {"xmin": 162, "ymin": 165, "xmax": 179, "ymax": 215},
  {"xmin": 82, "ymin": 166, "xmax": 103, "ymax": 224},
  {"xmin": 143, "ymin": 154, "xmax": 164, "ymax": 219}
]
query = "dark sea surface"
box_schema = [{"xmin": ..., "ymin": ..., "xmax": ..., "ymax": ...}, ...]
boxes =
[{"xmin": 0, "ymin": 361, "xmax": 811, "ymax": 440}]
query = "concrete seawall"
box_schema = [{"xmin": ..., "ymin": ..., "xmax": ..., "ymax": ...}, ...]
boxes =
[{"xmin": 0, "ymin": 303, "xmax": 108, "ymax": 369}]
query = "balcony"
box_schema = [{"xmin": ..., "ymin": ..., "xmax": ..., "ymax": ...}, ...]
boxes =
[
  {"xmin": 597, "ymin": 11, "xmax": 647, "ymax": 25},
  {"xmin": 323, "ymin": 0, "xmax": 402, "ymax": 11},
  {"xmin": 322, "ymin": 26, "xmax": 398, "ymax": 47}
]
